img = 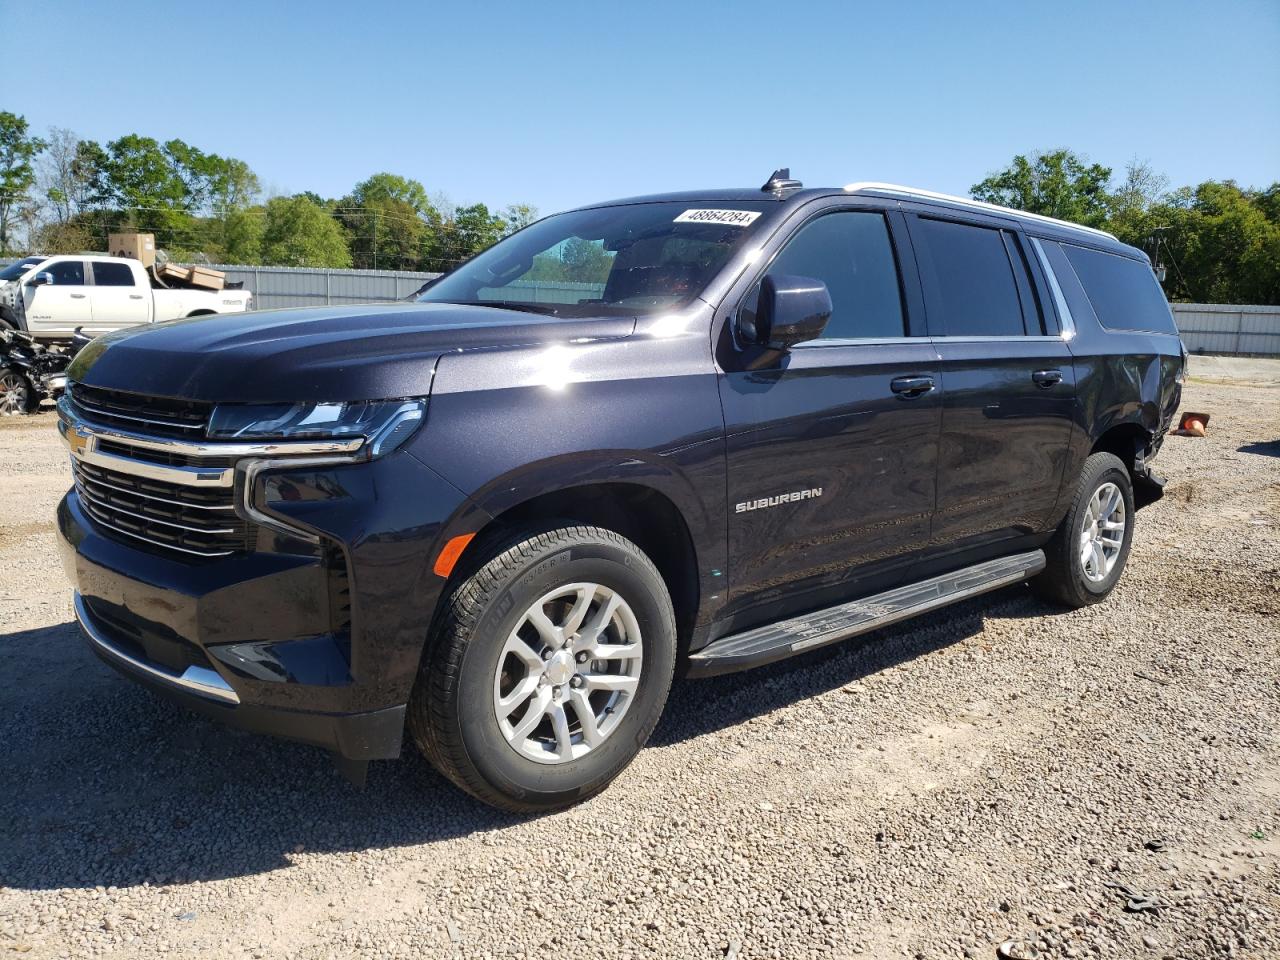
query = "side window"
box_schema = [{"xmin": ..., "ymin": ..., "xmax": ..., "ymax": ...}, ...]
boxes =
[
  {"xmin": 92, "ymin": 261, "xmax": 137, "ymax": 287},
  {"xmin": 1060, "ymin": 243, "xmax": 1178, "ymax": 335},
  {"xmin": 43, "ymin": 260, "xmax": 86, "ymax": 286},
  {"xmin": 914, "ymin": 218, "xmax": 1026, "ymax": 337},
  {"xmin": 745, "ymin": 211, "xmax": 906, "ymax": 340}
]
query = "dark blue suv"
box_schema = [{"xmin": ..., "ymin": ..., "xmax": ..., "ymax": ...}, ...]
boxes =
[{"xmin": 56, "ymin": 171, "xmax": 1184, "ymax": 811}]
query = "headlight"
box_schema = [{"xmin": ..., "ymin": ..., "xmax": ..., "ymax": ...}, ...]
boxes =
[{"xmin": 208, "ymin": 399, "xmax": 426, "ymax": 458}]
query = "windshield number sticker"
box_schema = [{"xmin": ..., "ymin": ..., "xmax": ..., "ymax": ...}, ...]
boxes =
[{"xmin": 674, "ymin": 209, "xmax": 761, "ymax": 227}]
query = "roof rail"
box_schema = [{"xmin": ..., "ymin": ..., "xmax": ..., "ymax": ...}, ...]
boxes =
[{"xmin": 842, "ymin": 181, "xmax": 1117, "ymax": 241}]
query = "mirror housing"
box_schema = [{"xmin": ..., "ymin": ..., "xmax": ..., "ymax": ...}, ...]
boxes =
[
  {"xmin": 740, "ymin": 274, "xmax": 832, "ymax": 350},
  {"xmin": 28, "ymin": 271, "xmax": 54, "ymax": 287}
]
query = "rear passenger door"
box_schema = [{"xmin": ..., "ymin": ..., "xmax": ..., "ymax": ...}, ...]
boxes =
[
  {"xmin": 717, "ymin": 204, "xmax": 942, "ymax": 626},
  {"xmin": 88, "ymin": 260, "xmax": 151, "ymax": 331},
  {"xmin": 904, "ymin": 211, "xmax": 1076, "ymax": 557}
]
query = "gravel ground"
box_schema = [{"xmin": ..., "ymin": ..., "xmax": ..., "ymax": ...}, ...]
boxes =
[{"xmin": 0, "ymin": 377, "xmax": 1277, "ymax": 960}]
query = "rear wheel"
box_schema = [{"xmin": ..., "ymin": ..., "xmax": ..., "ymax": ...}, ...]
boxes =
[
  {"xmin": 409, "ymin": 524, "xmax": 676, "ymax": 812},
  {"xmin": 0, "ymin": 368, "xmax": 36, "ymax": 415},
  {"xmin": 1032, "ymin": 452, "xmax": 1135, "ymax": 608}
]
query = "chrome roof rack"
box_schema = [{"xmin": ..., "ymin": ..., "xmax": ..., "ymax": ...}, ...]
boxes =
[{"xmin": 842, "ymin": 181, "xmax": 1117, "ymax": 241}]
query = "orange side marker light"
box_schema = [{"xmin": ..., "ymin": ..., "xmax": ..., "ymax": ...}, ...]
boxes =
[{"xmin": 433, "ymin": 532, "xmax": 476, "ymax": 578}]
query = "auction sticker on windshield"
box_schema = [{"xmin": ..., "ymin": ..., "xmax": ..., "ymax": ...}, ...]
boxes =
[{"xmin": 673, "ymin": 209, "xmax": 762, "ymax": 227}]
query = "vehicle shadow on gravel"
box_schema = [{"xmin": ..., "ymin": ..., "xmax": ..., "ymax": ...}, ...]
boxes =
[
  {"xmin": 0, "ymin": 585, "xmax": 1061, "ymax": 891},
  {"xmin": 1238, "ymin": 439, "xmax": 1280, "ymax": 458},
  {"xmin": 0, "ymin": 621, "xmax": 524, "ymax": 892}
]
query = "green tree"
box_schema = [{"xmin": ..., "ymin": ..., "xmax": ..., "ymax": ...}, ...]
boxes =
[
  {"xmin": 0, "ymin": 112, "xmax": 46, "ymax": 253},
  {"xmin": 336, "ymin": 173, "xmax": 435, "ymax": 270},
  {"xmin": 421, "ymin": 203, "xmax": 508, "ymax": 270},
  {"xmin": 200, "ymin": 155, "xmax": 262, "ymax": 262},
  {"xmin": 502, "ymin": 203, "xmax": 539, "ymax": 235},
  {"xmin": 260, "ymin": 195, "xmax": 352, "ymax": 267},
  {"xmin": 971, "ymin": 149, "xmax": 1113, "ymax": 228},
  {"xmin": 1131, "ymin": 182, "xmax": 1280, "ymax": 304}
]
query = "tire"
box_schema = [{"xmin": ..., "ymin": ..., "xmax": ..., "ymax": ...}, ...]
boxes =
[
  {"xmin": 409, "ymin": 524, "xmax": 677, "ymax": 813},
  {"xmin": 1032, "ymin": 452, "xmax": 1135, "ymax": 608},
  {"xmin": 0, "ymin": 367, "xmax": 37, "ymax": 415}
]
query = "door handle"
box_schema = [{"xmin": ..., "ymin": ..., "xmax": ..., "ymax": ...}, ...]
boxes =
[
  {"xmin": 1032, "ymin": 369, "xmax": 1063, "ymax": 388},
  {"xmin": 129, "ymin": 294, "xmax": 144, "ymax": 300},
  {"xmin": 890, "ymin": 375, "xmax": 935, "ymax": 399},
  {"xmin": 70, "ymin": 293, "xmax": 86, "ymax": 299}
]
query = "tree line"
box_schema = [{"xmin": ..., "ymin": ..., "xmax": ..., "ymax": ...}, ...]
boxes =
[
  {"xmin": 2, "ymin": 111, "xmax": 1276, "ymax": 302},
  {"xmin": 970, "ymin": 149, "xmax": 1279, "ymax": 304},
  {"xmin": 0, "ymin": 111, "xmax": 537, "ymax": 272}
]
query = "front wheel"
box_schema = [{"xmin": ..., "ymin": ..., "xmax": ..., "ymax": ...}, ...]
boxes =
[
  {"xmin": 0, "ymin": 367, "xmax": 37, "ymax": 415},
  {"xmin": 409, "ymin": 524, "xmax": 676, "ymax": 813},
  {"xmin": 1032, "ymin": 452, "xmax": 1135, "ymax": 608}
]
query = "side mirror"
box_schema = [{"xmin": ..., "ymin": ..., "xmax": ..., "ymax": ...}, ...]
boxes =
[
  {"xmin": 739, "ymin": 274, "xmax": 832, "ymax": 350},
  {"xmin": 28, "ymin": 272, "xmax": 54, "ymax": 287}
]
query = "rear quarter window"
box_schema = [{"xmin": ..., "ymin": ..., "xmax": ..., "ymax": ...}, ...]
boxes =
[{"xmin": 1061, "ymin": 244, "xmax": 1178, "ymax": 335}]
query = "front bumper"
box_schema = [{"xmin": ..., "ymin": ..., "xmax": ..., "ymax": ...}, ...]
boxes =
[
  {"xmin": 73, "ymin": 588, "xmax": 406, "ymax": 759},
  {"xmin": 56, "ymin": 436, "xmax": 479, "ymax": 762}
]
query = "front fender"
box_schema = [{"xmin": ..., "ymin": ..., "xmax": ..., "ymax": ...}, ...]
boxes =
[{"xmin": 406, "ymin": 326, "xmax": 728, "ymax": 625}]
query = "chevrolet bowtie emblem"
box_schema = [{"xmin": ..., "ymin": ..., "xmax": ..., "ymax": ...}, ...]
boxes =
[{"xmin": 67, "ymin": 427, "xmax": 91, "ymax": 457}]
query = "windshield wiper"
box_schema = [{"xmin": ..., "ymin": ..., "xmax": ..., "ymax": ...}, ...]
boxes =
[{"xmin": 437, "ymin": 300, "xmax": 560, "ymax": 317}]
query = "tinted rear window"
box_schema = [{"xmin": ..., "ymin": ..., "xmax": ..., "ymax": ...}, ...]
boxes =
[
  {"xmin": 92, "ymin": 261, "xmax": 137, "ymax": 287},
  {"xmin": 914, "ymin": 218, "xmax": 1026, "ymax": 337},
  {"xmin": 1061, "ymin": 244, "xmax": 1177, "ymax": 335}
]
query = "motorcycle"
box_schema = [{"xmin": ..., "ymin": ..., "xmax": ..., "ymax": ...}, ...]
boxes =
[{"xmin": 0, "ymin": 328, "xmax": 92, "ymax": 416}]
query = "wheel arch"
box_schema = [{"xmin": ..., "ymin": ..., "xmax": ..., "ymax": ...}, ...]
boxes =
[
  {"xmin": 0, "ymin": 305, "xmax": 24, "ymax": 332},
  {"xmin": 1090, "ymin": 421, "xmax": 1154, "ymax": 476},
  {"xmin": 436, "ymin": 479, "xmax": 703, "ymax": 659}
]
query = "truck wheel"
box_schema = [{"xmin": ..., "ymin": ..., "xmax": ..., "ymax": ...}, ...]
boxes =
[
  {"xmin": 1032, "ymin": 452, "xmax": 1135, "ymax": 608},
  {"xmin": 0, "ymin": 368, "xmax": 36, "ymax": 415},
  {"xmin": 409, "ymin": 524, "xmax": 676, "ymax": 813}
]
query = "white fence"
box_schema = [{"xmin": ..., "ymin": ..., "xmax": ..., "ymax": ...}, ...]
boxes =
[
  {"xmin": 1169, "ymin": 304, "xmax": 1280, "ymax": 356},
  {"xmin": 204, "ymin": 264, "xmax": 441, "ymax": 310}
]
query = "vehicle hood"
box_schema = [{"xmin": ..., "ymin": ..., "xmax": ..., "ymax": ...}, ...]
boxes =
[{"xmin": 68, "ymin": 302, "xmax": 636, "ymax": 402}]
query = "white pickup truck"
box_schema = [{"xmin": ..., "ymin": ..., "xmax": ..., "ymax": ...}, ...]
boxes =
[{"xmin": 0, "ymin": 255, "xmax": 252, "ymax": 338}]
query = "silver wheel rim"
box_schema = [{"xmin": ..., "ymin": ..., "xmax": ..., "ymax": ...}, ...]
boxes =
[
  {"xmin": 493, "ymin": 582, "xmax": 643, "ymax": 765},
  {"xmin": 0, "ymin": 374, "xmax": 27, "ymax": 416},
  {"xmin": 1080, "ymin": 481, "xmax": 1126, "ymax": 583}
]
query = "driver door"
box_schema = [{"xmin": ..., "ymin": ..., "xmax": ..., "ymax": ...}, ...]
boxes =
[
  {"xmin": 715, "ymin": 207, "xmax": 942, "ymax": 629},
  {"xmin": 23, "ymin": 259, "xmax": 90, "ymax": 336}
]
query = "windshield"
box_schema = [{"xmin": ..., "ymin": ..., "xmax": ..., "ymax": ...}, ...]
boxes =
[
  {"xmin": 0, "ymin": 257, "xmax": 45, "ymax": 282},
  {"xmin": 417, "ymin": 201, "xmax": 772, "ymax": 317}
]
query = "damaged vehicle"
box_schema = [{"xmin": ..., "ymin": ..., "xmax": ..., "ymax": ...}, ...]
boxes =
[
  {"xmin": 0, "ymin": 327, "xmax": 89, "ymax": 414},
  {"xmin": 55, "ymin": 172, "xmax": 1184, "ymax": 811}
]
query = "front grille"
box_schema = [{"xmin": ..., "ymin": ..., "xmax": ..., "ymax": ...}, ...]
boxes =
[
  {"xmin": 69, "ymin": 383, "xmax": 213, "ymax": 439},
  {"xmin": 72, "ymin": 459, "xmax": 253, "ymax": 558},
  {"xmin": 97, "ymin": 438, "xmax": 237, "ymax": 470}
]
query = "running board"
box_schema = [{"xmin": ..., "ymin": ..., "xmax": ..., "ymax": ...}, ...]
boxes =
[{"xmin": 686, "ymin": 550, "xmax": 1045, "ymax": 678}]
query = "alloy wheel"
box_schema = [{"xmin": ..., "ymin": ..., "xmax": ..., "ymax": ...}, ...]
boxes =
[
  {"xmin": 493, "ymin": 582, "xmax": 643, "ymax": 764},
  {"xmin": 1079, "ymin": 481, "xmax": 1126, "ymax": 583},
  {"xmin": 0, "ymin": 374, "xmax": 29, "ymax": 416}
]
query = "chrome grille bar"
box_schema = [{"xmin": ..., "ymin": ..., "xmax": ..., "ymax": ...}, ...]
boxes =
[
  {"xmin": 71, "ymin": 396, "xmax": 206, "ymax": 432},
  {"xmin": 72, "ymin": 468, "xmax": 237, "ymax": 511},
  {"xmin": 75, "ymin": 496, "xmax": 239, "ymax": 558}
]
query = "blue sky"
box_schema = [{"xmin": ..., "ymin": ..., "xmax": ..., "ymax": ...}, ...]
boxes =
[{"xmin": 3, "ymin": 0, "xmax": 1277, "ymax": 216}]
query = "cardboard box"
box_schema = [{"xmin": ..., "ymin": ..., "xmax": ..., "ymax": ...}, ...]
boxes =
[
  {"xmin": 154, "ymin": 262, "xmax": 192, "ymax": 284},
  {"xmin": 108, "ymin": 232, "xmax": 156, "ymax": 267},
  {"xmin": 186, "ymin": 266, "xmax": 226, "ymax": 291}
]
